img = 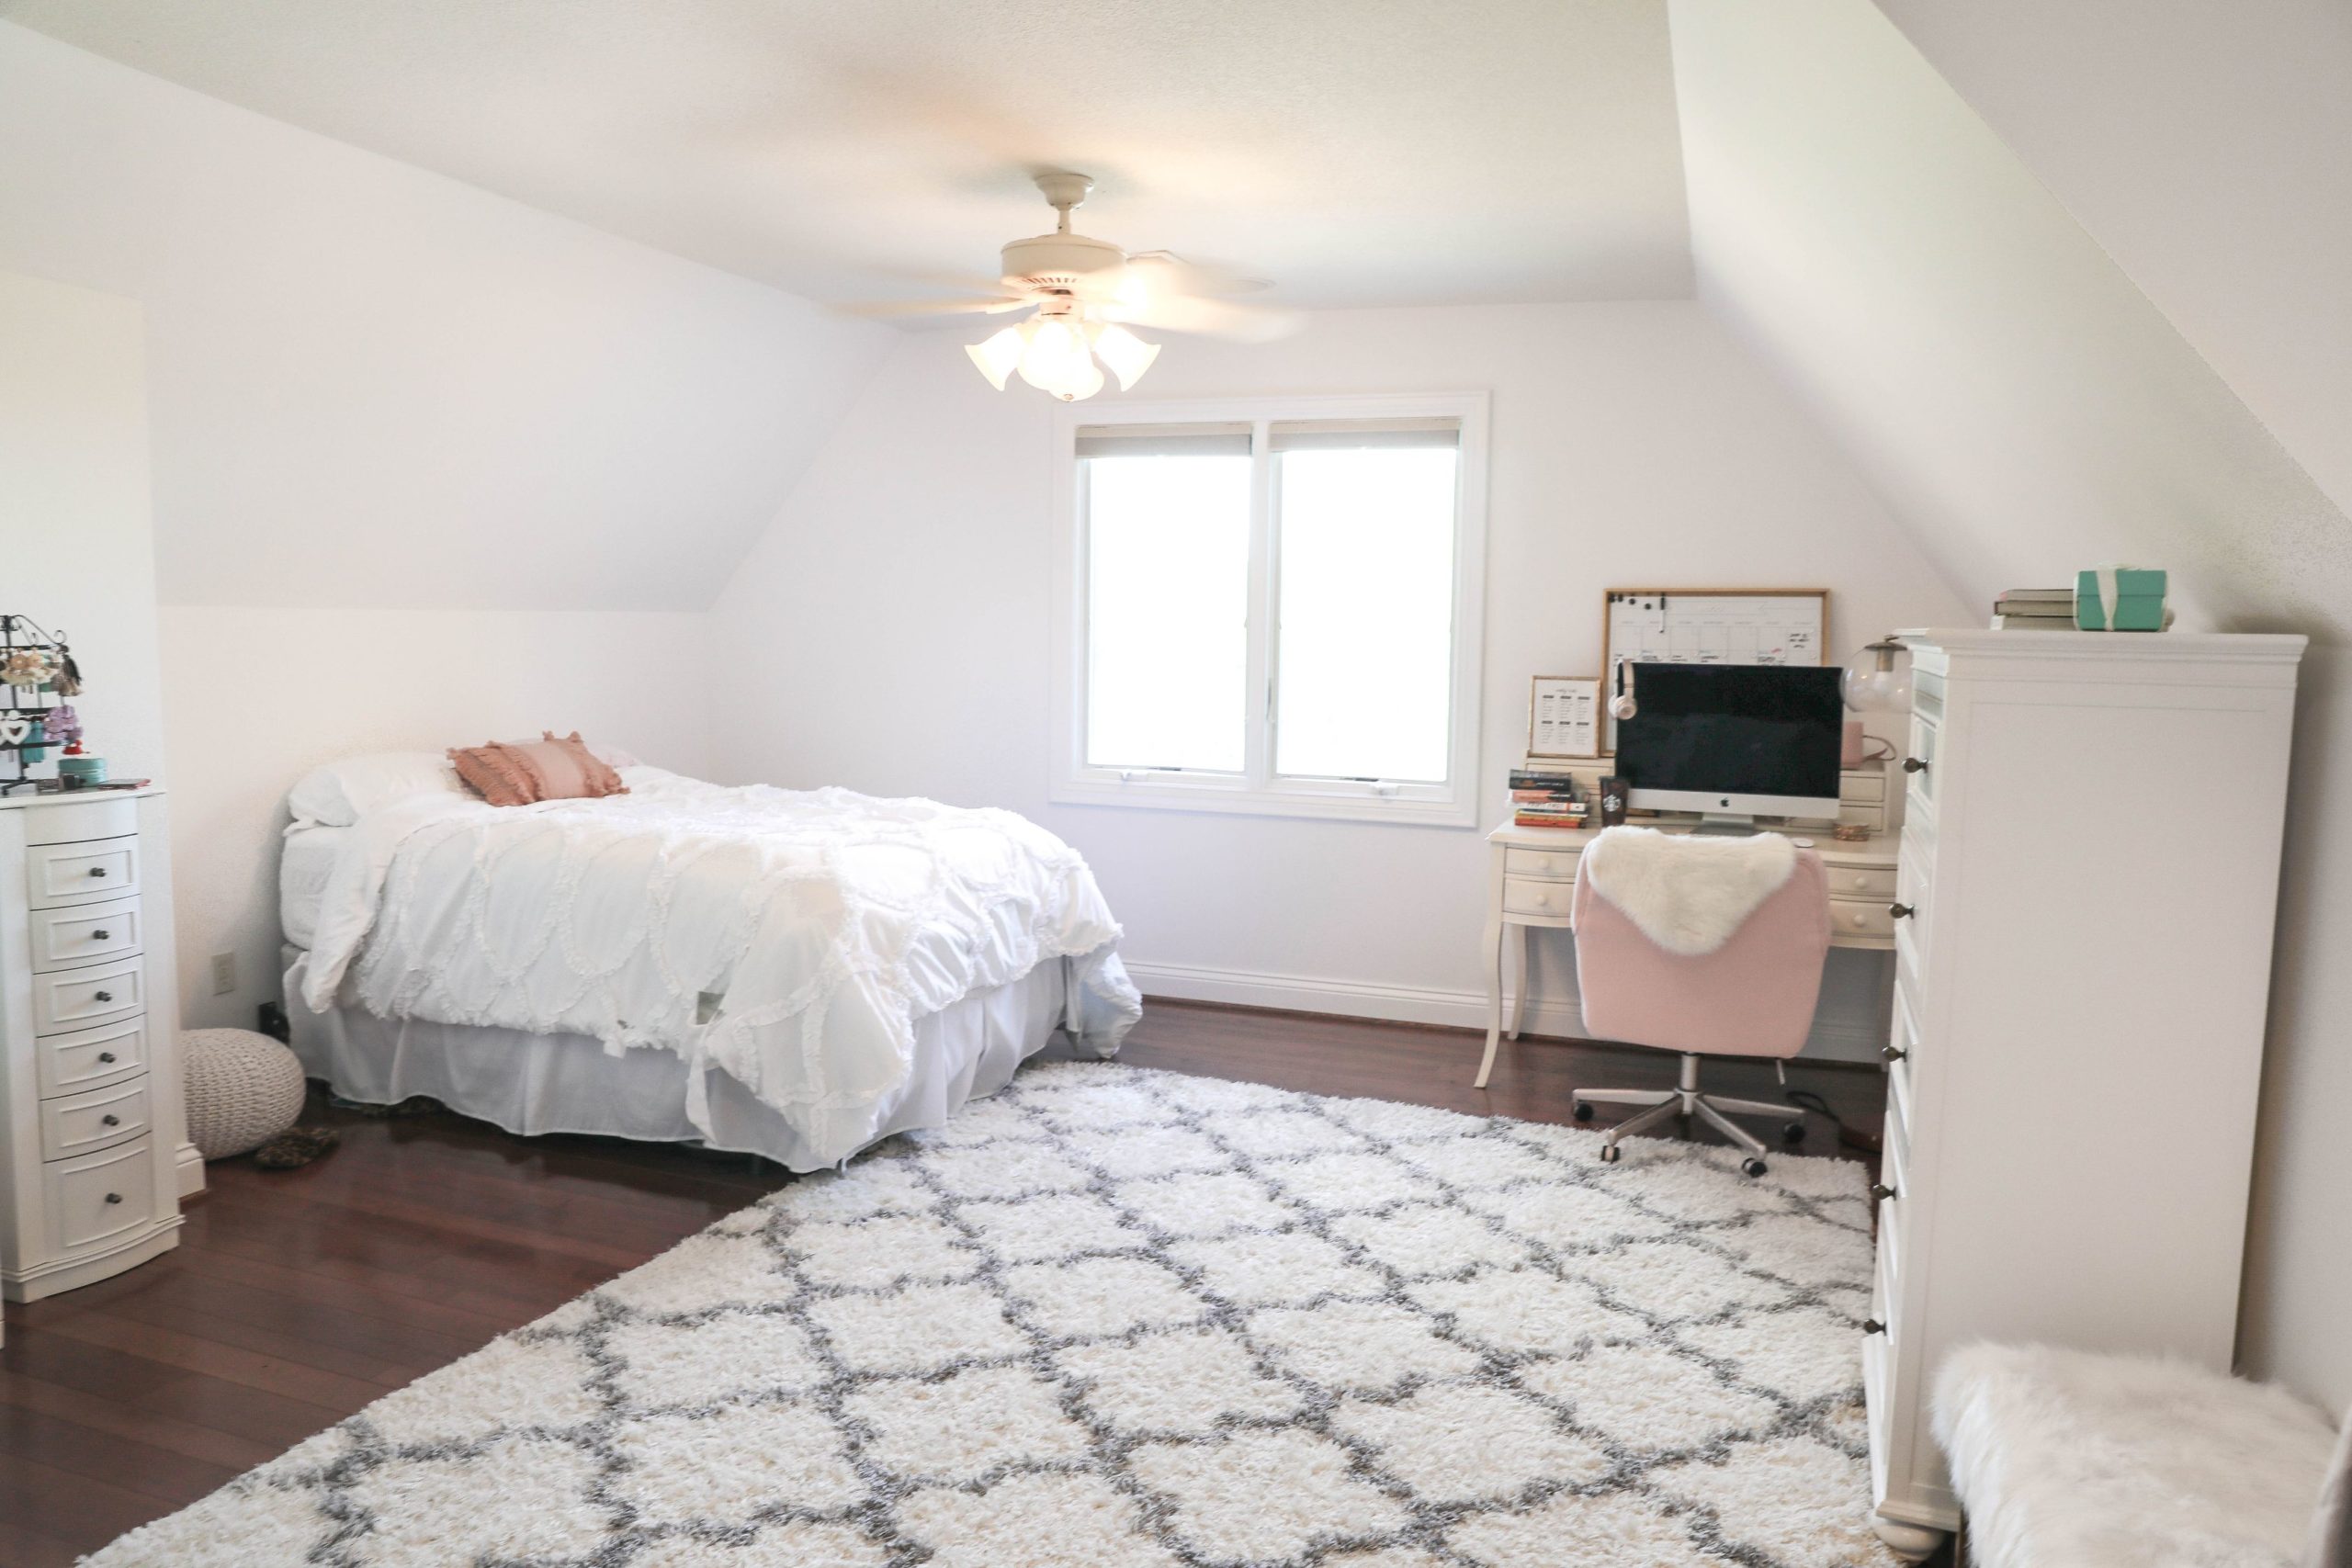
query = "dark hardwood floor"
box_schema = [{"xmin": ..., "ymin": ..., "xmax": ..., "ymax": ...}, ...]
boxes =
[{"xmin": 0, "ymin": 1003, "xmax": 1886, "ymax": 1565}]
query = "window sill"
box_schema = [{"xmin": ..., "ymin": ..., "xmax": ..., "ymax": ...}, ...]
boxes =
[{"xmin": 1047, "ymin": 776, "xmax": 1477, "ymax": 828}]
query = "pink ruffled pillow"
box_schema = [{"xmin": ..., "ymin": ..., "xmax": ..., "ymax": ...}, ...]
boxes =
[{"xmin": 447, "ymin": 731, "xmax": 628, "ymax": 807}]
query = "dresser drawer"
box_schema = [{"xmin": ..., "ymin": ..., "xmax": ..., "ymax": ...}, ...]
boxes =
[
  {"xmin": 1504, "ymin": 846, "xmax": 1581, "ymax": 880},
  {"xmin": 32, "ymin": 955, "xmax": 142, "ymax": 1034},
  {"xmin": 29, "ymin": 896, "xmax": 141, "ymax": 974},
  {"xmin": 1831, "ymin": 898, "xmax": 1894, "ymax": 942},
  {"xmin": 45, "ymin": 1136, "xmax": 156, "ymax": 1254},
  {"xmin": 1501, "ymin": 876, "xmax": 1575, "ymax": 918},
  {"xmin": 1902, "ymin": 716, "xmax": 1939, "ymax": 820},
  {"xmin": 23, "ymin": 795, "xmax": 139, "ymax": 845},
  {"xmin": 27, "ymin": 835, "xmax": 141, "ymax": 908},
  {"xmin": 37, "ymin": 1017, "xmax": 148, "ymax": 1099},
  {"xmin": 41, "ymin": 1077, "xmax": 151, "ymax": 1160}
]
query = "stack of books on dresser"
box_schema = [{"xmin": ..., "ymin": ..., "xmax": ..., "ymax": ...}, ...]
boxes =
[
  {"xmin": 1509, "ymin": 766, "xmax": 1589, "ymax": 830},
  {"xmin": 1993, "ymin": 589, "xmax": 2077, "ymax": 629}
]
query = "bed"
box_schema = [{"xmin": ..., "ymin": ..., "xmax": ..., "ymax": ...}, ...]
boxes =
[{"xmin": 277, "ymin": 755, "xmax": 1140, "ymax": 1170}]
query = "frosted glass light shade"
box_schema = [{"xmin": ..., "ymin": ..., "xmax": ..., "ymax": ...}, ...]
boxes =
[
  {"xmin": 965, "ymin": 326, "xmax": 1023, "ymax": 390},
  {"xmin": 1842, "ymin": 637, "xmax": 1913, "ymax": 713},
  {"xmin": 1091, "ymin": 323, "xmax": 1161, "ymax": 391},
  {"xmin": 1017, "ymin": 317, "xmax": 1100, "ymax": 400}
]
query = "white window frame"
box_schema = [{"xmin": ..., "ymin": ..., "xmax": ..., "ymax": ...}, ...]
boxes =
[{"xmin": 1049, "ymin": 391, "xmax": 1488, "ymax": 827}]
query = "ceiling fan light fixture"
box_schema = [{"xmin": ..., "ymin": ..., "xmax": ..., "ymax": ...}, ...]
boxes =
[
  {"xmin": 1015, "ymin": 314, "xmax": 1102, "ymax": 401},
  {"xmin": 965, "ymin": 325, "xmax": 1024, "ymax": 391},
  {"xmin": 1091, "ymin": 322, "xmax": 1161, "ymax": 391}
]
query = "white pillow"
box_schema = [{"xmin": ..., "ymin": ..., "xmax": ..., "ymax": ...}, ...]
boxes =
[{"xmin": 286, "ymin": 751, "xmax": 468, "ymax": 828}]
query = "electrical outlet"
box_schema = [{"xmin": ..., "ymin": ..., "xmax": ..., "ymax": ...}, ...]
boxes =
[{"xmin": 210, "ymin": 952, "xmax": 237, "ymax": 996}]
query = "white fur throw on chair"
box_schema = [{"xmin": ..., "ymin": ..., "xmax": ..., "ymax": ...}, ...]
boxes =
[
  {"xmin": 1934, "ymin": 1342, "xmax": 2340, "ymax": 1568},
  {"xmin": 1578, "ymin": 827, "xmax": 1797, "ymax": 956}
]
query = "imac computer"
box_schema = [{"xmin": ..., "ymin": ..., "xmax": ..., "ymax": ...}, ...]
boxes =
[{"xmin": 1613, "ymin": 662, "xmax": 1844, "ymax": 831}]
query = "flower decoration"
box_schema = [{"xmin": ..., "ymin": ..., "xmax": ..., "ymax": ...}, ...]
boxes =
[{"xmin": 2, "ymin": 648, "xmax": 59, "ymax": 690}]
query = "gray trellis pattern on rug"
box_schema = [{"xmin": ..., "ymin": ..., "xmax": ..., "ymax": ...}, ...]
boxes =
[{"xmin": 88, "ymin": 1062, "xmax": 1897, "ymax": 1568}]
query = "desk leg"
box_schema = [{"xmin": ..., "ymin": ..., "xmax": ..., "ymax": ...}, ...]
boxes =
[
  {"xmin": 1476, "ymin": 909, "xmax": 1505, "ymax": 1089},
  {"xmin": 1507, "ymin": 923, "xmax": 1531, "ymax": 1040}
]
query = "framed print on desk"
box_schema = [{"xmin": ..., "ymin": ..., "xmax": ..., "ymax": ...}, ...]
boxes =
[{"xmin": 1528, "ymin": 675, "xmax": 1602, "ymax": 759}]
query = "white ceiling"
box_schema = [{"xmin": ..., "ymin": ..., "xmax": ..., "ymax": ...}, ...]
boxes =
[{"xmin": 0, "ymin": 0, "xmax": 1695, "ymax": 311}]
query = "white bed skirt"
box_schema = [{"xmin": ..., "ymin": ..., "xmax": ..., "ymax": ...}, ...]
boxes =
[{"xmin": 281, "ymin": 947, "xmax": 1081, "ymax": 1172}]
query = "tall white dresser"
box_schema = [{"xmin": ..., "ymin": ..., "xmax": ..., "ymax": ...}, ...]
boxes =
[
  {"xmin": 0, "ymin": 789, "xmax": 190, "ymax": 1303},
  {"xmin": 1865, "ymin": 631, "xmax": 2305, "ymax": 1557}
]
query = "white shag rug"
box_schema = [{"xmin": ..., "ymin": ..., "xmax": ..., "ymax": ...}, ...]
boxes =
[{"xmin": 89, "ymin": 1062, "xmax": 1895, "ymax": 1568}]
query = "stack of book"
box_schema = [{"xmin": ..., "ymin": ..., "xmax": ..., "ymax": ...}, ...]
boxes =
[
  {"xmin": 1509, "ymin": 766, "xmax": 1589, "ymax": 830},
  {"xmin": 1994, "ymin": 589, "xmax": 2077, "ymax": 629}
]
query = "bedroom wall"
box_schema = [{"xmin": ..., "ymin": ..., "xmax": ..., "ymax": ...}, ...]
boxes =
[
  {"xmin": 1668, "ymin": 0, "xmax": 2352, "ymax": 1409},
  {"xmin": 0, "ymin": 271, "xmax": 164, "ymax": 783},
  {"xmin": 0, "ymin": 24, "xmax": 885, "ymax": 1034},
  {"xmin": 707, "ymin": 301, "xmax": 1973, "ymax": 1060}
]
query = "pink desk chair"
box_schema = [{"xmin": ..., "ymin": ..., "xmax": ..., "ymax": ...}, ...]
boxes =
[{"xmin": 1569, "ymin": 829, "xmax": 1830, "ymax": 1177}]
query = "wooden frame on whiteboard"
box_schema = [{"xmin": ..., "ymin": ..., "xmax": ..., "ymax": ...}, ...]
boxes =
[
  {"xmin": 1599, "ymin": 587, "xmax": 1832, "ymax": 753},
  {"xmin": 1526, "ymin": 675, "xmax": 1603, "ymax": 760}
]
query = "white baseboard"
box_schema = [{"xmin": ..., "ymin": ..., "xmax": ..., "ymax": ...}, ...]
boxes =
[
  {"xmin": 1121, "ymin": 959, "xmax": 1885, "ymax": 1066},
  {"xmin": 175, "ymin": 1140, "xmax": 208, "ymax": 1197}
]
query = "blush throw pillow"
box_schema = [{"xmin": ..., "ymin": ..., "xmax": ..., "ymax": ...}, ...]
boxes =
[{"xmin": 448, "ymin": 732, "xmax": 628, "ymax": 807}]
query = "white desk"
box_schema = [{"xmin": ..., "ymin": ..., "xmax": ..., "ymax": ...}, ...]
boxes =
[{"xmin": 1476, "ymin": 820, "xmax": 1899, "ymax": 1087}]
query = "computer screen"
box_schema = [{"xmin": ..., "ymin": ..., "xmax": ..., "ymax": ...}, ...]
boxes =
[{"xmin": 1614, "ymin": 663, "xmax": 1843, "ymax": 813}]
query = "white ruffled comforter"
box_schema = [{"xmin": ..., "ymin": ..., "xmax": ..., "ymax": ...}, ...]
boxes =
[{"xmin": 300, "ymin": 768, "xmax": 1140, "ymax": 1163}]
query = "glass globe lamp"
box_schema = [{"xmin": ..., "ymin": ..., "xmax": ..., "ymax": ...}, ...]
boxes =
[{"xmin": 1843, "ymin": 636, "xmax": 1913, "ymax": 714}]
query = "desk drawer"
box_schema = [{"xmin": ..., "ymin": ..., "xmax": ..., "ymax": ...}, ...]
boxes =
[
  {"xmin": 38, "ymin": 1017, "xmax": 148, "ymax": 1099},
  {"xmin": 41, "ymin": 1077, "xmax": 152, "ymax": 1160},
  {"xmin": 28, "ymin": 836, "xmax": 141, "ymax": 908},
  {"xmin": 1504, "ymin": 847, "xmax": 1581, "ymax": 880},
  {"xmin": 1825, "ymin": 863, "xmax": 1895, "ymax": 901},
  {"xmin": 32, "ymin": 956, "xmax": 142, "ymax": 1034},
  {"xmin": 29, "ymin": 897, "xmax": 141, "ymax": 974},
  {"xmin": 1831, "ymin": 898, "xmax": 1895, "ymax": 942},
  {"xmin": 1502, "ymin": 876, "xmax": 1575, "ymax": 918},
  {"xmin": 45, "ymin": 1136, "xmax": 156, "ymax": 1254}
]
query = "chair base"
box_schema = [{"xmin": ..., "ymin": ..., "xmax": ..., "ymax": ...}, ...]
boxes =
[{"xmin": 1576, "ymin": 1054, "xmax": 1803, "ymax": 1175}]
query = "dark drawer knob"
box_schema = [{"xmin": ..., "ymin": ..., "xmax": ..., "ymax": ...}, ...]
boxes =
[
  {"xmin": 93, "ymin": 990, "xmax": 113, "ymax": 1003},
  {"xmin": 101, "ymin": 1114, "xmax": 120, "ymax": 1126},
  {"xmin": 1901, "ymin": 757, "xmax": 1928, "ymax": 774},
  {"xmin": 92, "ymin": 929, "xmax": 111, "ymax": 941},
  {"xmin": 1882, "ymin": 1044, "xmax": 1908, "ymax": 1063},
  {"xmin": 104, "ymin": 1192, "xmax": 122, "ymax": 1205},
  {"xmin": 1888, "ymin": 902, "xmax": 1914, "ymax": 919},
  {"xmin": 96, "ymin": 1051, "xmax": 117, "ymax": 1064},
  {"xmin": 88, "ymin": 866, "xmax": 108, "ymax": 877},
  {"xmin": 1871, "ymin": 1182, "xmax": 1898, "ymax": 1202},
  {"xmin": 1863, "ymin": 1317, "xmax": 1886, "ymax": 1335}
]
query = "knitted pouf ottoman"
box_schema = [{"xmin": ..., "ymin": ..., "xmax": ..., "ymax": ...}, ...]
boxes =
[{"xmin": 182, "ymin": 1028, "xmax": 308, "ymax": 1159}]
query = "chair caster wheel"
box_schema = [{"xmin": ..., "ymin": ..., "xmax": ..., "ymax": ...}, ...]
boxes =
[
  {"xmin": 1741, "ymin": 1156, "xmax": 1769, "ymax": 1178},
  {"xmin": 1600, "ymin": 1143, "xmax": 1622, "ymax": 1164},
  {"xmin": 1572, "ymin": 1100, "xmax": 1595, "ymax": 1122},
  {"xmin": 1781, "ymin": 1121, "xmax": 1806, "ymax": 1145}
]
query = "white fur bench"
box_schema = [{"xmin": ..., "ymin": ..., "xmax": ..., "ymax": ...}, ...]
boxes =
[{"xmin": 1934, "ymin": 1343, "xmax": 2350, "ymax": 1567}]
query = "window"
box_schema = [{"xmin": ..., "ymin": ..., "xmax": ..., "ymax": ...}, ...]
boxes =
[{"xmin": 1051, "ymin": 395, "xmax": 1487, "ymax": 824}]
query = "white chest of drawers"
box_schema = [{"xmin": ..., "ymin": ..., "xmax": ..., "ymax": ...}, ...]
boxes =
[
  {"xmin": 0, "ymin": 790, "xmax": 189, "ymax": 1301},
  {"xmin": 1863, "ymin": 631, "xmax": 2306, "ymax": 1559}
]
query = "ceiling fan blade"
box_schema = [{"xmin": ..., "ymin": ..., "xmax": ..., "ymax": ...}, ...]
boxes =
[
  {"xmin": 1101, "ymin": 292, "xmax": 1303, "ymax": 343},
  {"xmin": 837, "ymin": 296, "xmax": 1033, "ymax": 319}
]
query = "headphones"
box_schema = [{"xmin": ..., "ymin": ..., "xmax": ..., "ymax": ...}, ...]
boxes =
[{"xmin": 1610, "ymin": 661, "xmax": 1638, "ymax": 722}]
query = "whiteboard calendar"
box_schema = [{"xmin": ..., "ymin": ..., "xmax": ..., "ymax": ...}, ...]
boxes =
[{"xmin": 1600, "ymin": 588, "xmax": 1829, "ymax": 750}]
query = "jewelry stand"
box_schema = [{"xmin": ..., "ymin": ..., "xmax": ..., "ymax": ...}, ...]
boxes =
[{"xmin": 0, "ymin": 613, "xmax": 70, "ymax": 796}]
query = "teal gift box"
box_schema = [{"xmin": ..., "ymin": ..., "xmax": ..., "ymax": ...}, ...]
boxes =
[{"xmin": 2075, "ymin": 568, "xmax": 2168, "ymax": 631}]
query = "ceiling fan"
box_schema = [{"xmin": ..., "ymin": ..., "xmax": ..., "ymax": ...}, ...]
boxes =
[{"xmin": 846, "ymin": 171, "xmax": 1298, "ymax": 401}]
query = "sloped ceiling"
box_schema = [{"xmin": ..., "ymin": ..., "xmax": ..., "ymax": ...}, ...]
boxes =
[
  {"xmin": 1873, "ymin": 0, "xmax": 2352, "ymax": 525},
  {"xmin": 0, "ymin": 23, "xmax": 890, "ymax": 611},
  {"xmin": 0, "ymin": 0, "xmax": 1695, "ymax": 309},
  {"xmin": 1668, "ymin": 0, "xmax": 2350, "ymax": 637}
]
